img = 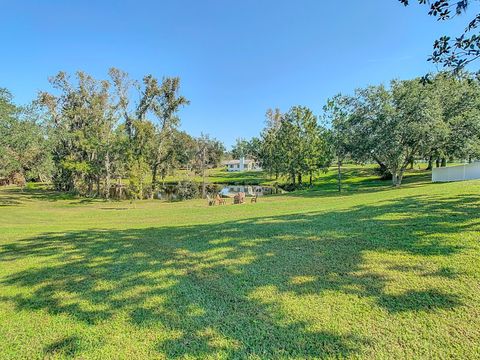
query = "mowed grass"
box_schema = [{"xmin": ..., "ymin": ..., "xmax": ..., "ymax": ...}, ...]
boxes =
[{"xmin": 1, "ymin": 168, "xmax": 479, "ymax": 359}]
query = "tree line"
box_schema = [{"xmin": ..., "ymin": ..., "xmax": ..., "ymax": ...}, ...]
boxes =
[
  {"xmin": 234, "ymin": 72, "xmax": 480, "ymax": 188},
  {"xmin": 2, "ymin": 70, "xmax": 480, "ymax": 197},
  {"xmin": 327, "ymin": 73, "xmax": 480, "ymax": 187},
  {"xmin": 1, "ymin": 69, "xmax": 224, "ymax": 199}
]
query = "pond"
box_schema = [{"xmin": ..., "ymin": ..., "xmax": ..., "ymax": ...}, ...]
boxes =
[
  {"xmin": 112, "ymin": 183, "xmax": 284, "ymax": 201},
  {"xmin": 219, "ymin": 185, "xmax": 280, "ymax": 197}
]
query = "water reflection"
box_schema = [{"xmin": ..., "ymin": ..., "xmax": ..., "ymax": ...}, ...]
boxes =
[{"xmin": 219, "ymin": 185, "xmax": 277, "ymax": 197}]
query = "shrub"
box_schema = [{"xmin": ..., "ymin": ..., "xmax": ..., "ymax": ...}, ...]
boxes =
[{"xmin": 205, "ymin": 183, "xmax": 222, "ymax": 195}]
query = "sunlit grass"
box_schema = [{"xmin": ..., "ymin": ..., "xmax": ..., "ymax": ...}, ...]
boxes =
[{"xmin": 1, "ymin": 168, "xmax": 479, "ymax": 359}]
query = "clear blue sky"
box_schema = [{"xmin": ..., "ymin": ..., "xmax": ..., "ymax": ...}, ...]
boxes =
[{"xmin": 0, "ymin": 0, "xmax": 472, "ymax": 148}]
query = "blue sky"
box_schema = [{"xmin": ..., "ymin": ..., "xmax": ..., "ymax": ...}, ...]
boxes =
[{"xmin": 0, "ymin": 0, "xmax": 473, "ymax": 148}]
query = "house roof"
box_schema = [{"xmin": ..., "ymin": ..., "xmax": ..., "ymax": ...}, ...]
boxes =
[{"xmin": 223, "ymin": 159, "xmax": 255, "ymax": 165}]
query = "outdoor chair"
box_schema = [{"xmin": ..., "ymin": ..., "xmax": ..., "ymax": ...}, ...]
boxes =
[
  {"xmin": 207, "ymin": 195, "xmax": 215, "ymax": 206},
  {"xmin": 233, "ymin": 192, "xmax": 246, "ymax": 204},
  {"xmin": 216, "ymin": 194, "xmax": 226, "ymax": 205}
]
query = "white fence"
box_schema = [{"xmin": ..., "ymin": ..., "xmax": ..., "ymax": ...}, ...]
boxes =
[{"xmin": 432, "ymin": 162, "xmax": 480, "ymax": 182}]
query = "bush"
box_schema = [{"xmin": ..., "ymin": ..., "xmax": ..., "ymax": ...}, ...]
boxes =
[
  {"xmin": 205, "ymin": 183, "xmax": 222, "ymax": 195},
  {"xmin": 24, "ymin": 182, "xmax": 36, "ymax": 190},
  {"xmin": 11, "ymin": 172, "xmax": 26, "ymax": 187}
]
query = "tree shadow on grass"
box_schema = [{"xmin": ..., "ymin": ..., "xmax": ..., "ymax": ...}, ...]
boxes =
[
  {"xmin": 43, "ymin": 336, "xmax": 83, "ymax": 358},
  {"xmin": 377, "ymin": 289, "xmax": 460, "ymax": 313},
  {"xmin": 0, "ymin": 195, "xmax": 22, "ymax": 206},
  {"xmin": 0, "ymin": 194, "xmax": 477, "ymax": 358},
  {"xmin": 0, "ymin": 186, "xmax": 98, "ymax": 204},
  {"xmin": 287, "ymin": 170, "xmax": 433, "ymax": 199}
]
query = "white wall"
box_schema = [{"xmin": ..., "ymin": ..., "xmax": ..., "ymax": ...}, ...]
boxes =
[{"xmin": 432, "ymin": 162, "xmax": 480, "ymax": 182}]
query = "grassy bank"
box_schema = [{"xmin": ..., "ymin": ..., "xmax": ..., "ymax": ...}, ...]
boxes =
[{"xmin": 161, "ymin": 163, "xmax": 431, "ymax": 187}]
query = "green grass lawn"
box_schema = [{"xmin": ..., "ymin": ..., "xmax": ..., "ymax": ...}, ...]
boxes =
[{"xmin": 1, "ymin": 168, "xmax": 479, "ymax": 359}]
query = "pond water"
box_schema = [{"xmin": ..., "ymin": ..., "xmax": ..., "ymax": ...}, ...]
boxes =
[
  {"xmin": 219, "ymin": 185, "xmax": 279, "ymax": 197},
  {"xmin": 154, "ymin": 184, "xmax": 281, "ymax": 201}
]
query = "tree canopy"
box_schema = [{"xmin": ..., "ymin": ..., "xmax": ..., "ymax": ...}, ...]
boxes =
[
  {"xmin": 400, "ymin": 0, "xmax": 480, "ymax": 71},
  {"xmin": 259, "ymin": 106, "xmax": 331, "ymax": 186},
  {"xmin": 0, "ymin": 89, "xmax": 51, "ymax": 184},
  {"xmin": 326, "ymin": 74, "xmax": 480, "ymax": 186},
  {"xmin": 33, "ymin": 69, "xmax": 223, "ymax": 199}
]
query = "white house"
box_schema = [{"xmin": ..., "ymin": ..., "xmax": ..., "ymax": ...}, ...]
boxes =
[{"xmin": 223, "ymin": 157, "xmax": 261, "ymax": 172}]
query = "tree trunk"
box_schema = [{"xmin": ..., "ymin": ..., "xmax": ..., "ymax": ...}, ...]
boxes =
[
  {"xmin": 337, "ymin": 159, "xmax": 342, "ymax": 193},
  {"xmin": 202, "ymin": 167, "xmax": 206, "ymax": 199},
  {"xmin": 87, "ymin": 178, "xmax": 93, "ymax": 196},
  {"xmin": 398, "ymin": 169, "xmax": 405, "ymax": 186},
  {"xmin": 104, "ymin": 151, "xmax": 111, "ymax": 199},
  {"xmin": 373, "ymin": 156, "xmax": 385, "ymax": 169},
  {"xmin": 373, "ymin": 157, "xmax": 391, "ymax": 178},
  {"xmin": 441, "ymin": 157, "xmax": 447, "ymax": 167},
  {"xmin": 125, "ymin": 114, "xmax": 133, "ymax": 140},
  {"xmin": 436, "ymin": 158, "xmax": 440, "ymax": 168},
  {"xmin": 309, "ymin": 172, "xmax": 313, "ymax": 186},
  {"xmin": 291, "ymin": 172, "xmax": 296, "ymax": 186},
  {"xmin": 151, "ymin": 163, "xmax": 158, "ymax": 199},
  {"xmin": 96, "ymin": 176, "xmax": 101, "ymax": 197},
  {"xmin": 374, "ymin": 158, "xmax": 392, "ymax": 180},
  {"xmin": 426, "ymin": 156, "xmax": 433, "ymax": 171},
  {"xmin": 161, "ymin": 167, "xmax": 167, "ymax": 188},
  {"xmin": 392, "ymin": 168, "xmax": 405, "ymax": 187},
  {"xmin": 409, "ymin": 158, "xmax": 414, "ymax": 170},
  {"xmin": 202, "ymin": 147, "xmax": 206, "ymax": 199},
  {"xmin": 297, "ymin": 173, "xmax": 302, "ymax": 185},
  {"xmin": 392, "ymin": 173, "xmax": 401, "ymax": 187}
]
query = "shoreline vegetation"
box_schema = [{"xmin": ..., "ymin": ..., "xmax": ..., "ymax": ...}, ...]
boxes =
[{"xmin": 10, "ymin": 164, "xmax": 435, "ymax": 202}]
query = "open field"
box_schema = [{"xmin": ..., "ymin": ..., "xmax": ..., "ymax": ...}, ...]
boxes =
[{"xmin": 1, "ymin": 168, "xmax": 480, "ymax": 359}]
